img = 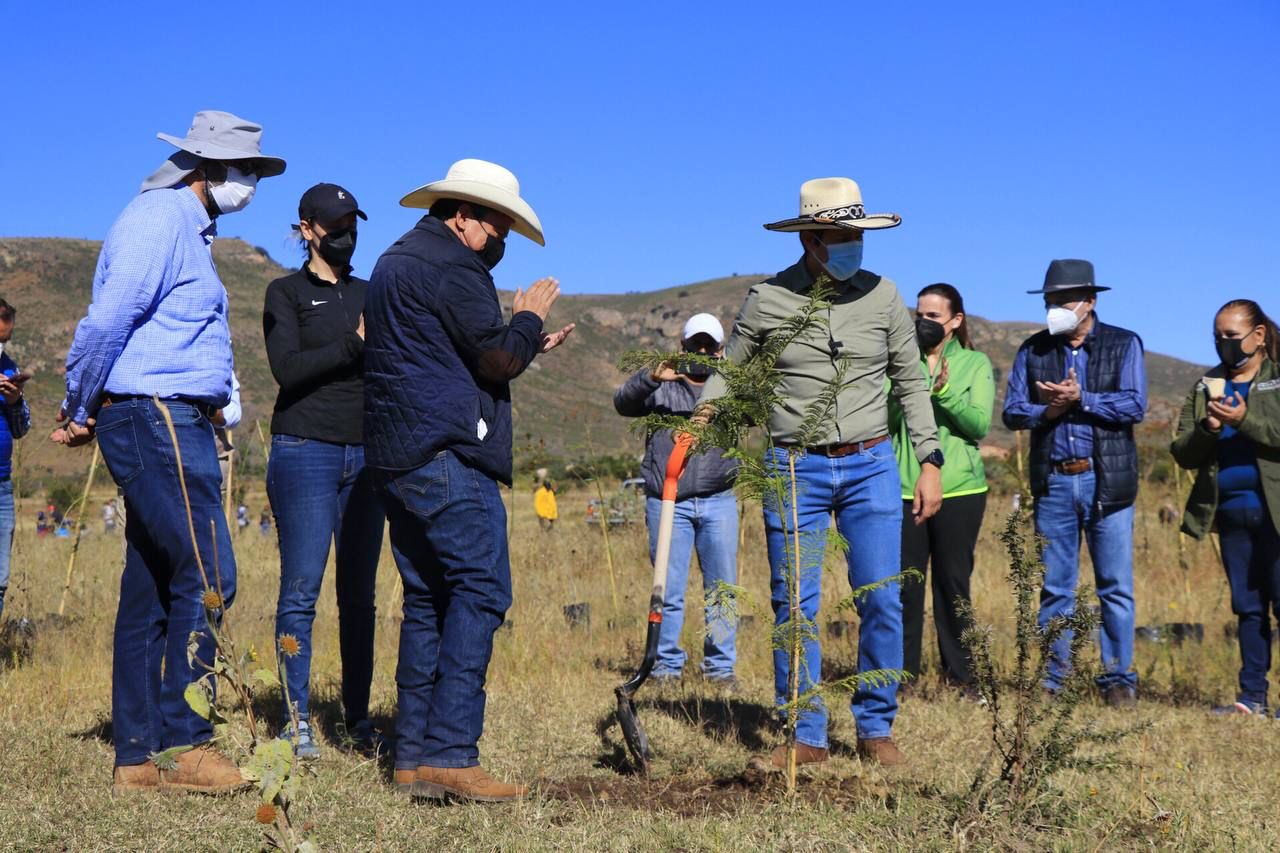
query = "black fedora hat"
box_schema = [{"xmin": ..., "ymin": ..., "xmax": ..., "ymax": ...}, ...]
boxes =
[{"xmin": 1026, "ymin": 259, "xmax": 1111, "ymax": 295}]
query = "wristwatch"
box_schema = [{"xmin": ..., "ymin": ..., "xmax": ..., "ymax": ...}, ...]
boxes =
[{"xmin": 923, "ymin": 449, "xmax": 945, "ymax": 468}]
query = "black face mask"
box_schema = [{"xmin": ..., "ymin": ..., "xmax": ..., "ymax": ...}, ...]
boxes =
[
  {"xmin": 478, "ymin": 231, "xmax": 506, "ymax": 270},
  {"xmin": 915, "ymin": 317, "xmax": 946, "ymax": 351},
  {"xmin": 318, "ymin": 228, "xmax": 357, "ymax": 266},
  {"xmin": 1215, "ymin": 336, "xmax": 1256, "ymax": 370}
]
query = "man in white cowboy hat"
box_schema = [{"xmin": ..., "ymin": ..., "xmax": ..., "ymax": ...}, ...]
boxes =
[
  {"xmin": 614, "ymin": 312, "xmax": 741, "ymax": 687},
  {"xmin": 52, "ymin": 110, "xmax": 284, "ymax": 795},
  {"xmin": 1003, "ymin": 259, "xmax": 1146, "ymax": 707},
  {"xmin": 367, "ymin": 159, "xmax": 574, "ymax": 803},
  {"xmin": 697, "ymin": 177, "xmax": 942, "ymax": 769}
]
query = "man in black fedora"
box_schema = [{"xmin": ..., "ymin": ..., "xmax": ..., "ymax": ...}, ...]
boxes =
[{"xmin": 1003, "ymin": 259, "xmax": 1147, "ymax": 707}]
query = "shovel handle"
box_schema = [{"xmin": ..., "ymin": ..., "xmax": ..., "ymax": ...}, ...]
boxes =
[
  {"xmin": 662, "ymin": 432, "xmax": 694, "ymax": 501},
  {"xmin": 649, "ymin": 432, "xmax": 695, "ymax": 620}
]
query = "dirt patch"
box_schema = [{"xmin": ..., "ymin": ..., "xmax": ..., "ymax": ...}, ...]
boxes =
[{"xmin": 540, "ymin": 771, "xmax": 890, "ymax": 817}]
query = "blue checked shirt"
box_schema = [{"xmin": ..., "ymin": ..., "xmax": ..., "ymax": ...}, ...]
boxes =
[{"xmin": 63, "ymin": 187, "xmax": 234, "ymax": 424}]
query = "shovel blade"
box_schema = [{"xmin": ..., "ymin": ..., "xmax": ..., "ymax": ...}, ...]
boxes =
[{"xmin": 614, "ymin": 687, "xmax": 651, "ymax": 775}]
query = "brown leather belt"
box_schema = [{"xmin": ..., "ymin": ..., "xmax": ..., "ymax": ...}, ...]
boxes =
[
  {"xmin": 1053, "ymin": 458, "xmax": 1092, "ymax": 475},
  {"xmin": 781, "ymin": 434, "xmax": 891, "ymax": 458}
]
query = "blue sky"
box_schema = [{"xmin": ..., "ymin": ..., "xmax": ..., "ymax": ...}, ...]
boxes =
[{"xmin": 4, "ymin": 1, "xmax": 1277, "ymax": 363}]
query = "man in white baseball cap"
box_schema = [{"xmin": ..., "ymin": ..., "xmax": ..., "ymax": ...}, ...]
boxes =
[{"xmin": 614, "ymin": 312, "xmax": 740, "ymax": 687}]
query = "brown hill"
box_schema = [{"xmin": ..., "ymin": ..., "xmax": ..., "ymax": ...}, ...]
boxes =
[{"xmin": 0, "ymin": 238, "xmax": 1203, "ymax": 481}]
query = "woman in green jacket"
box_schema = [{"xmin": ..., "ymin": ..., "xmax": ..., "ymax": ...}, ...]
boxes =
[
  {"xmin": 1171, "ymin": 299, "xmax": 1280, "ymax": 716},
  {"xmin": 889, "ymin": 283, "xmax": 995, "ymax": 689}
]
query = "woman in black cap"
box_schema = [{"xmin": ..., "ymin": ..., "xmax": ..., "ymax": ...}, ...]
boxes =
[{"xmin": 264, "ymin": 183, "xmax": 385, "ymax": 758}]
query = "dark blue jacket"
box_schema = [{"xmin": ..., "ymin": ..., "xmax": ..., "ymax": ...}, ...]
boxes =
[
  {"xmin": 363, "ymin": 216, "xmax": 544, "ymax": 484},
  {"xmin": 1003, "ymin": 319, "xmax": 1145, "ymax": 510}
]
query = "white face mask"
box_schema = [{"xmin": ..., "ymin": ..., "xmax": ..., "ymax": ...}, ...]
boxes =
[
  {"xmin": 1046, "ymin": 303, "xmax": 1084, "ymax": 336},
  {"xmin": 207, "ymin": 166, "xmax": 258, "ymax": 215}
]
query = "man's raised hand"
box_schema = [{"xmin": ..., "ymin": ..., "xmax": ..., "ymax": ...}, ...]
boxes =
[{"xmin": 513, "ymin": 277, "xmax": 561, "ymax": 321}]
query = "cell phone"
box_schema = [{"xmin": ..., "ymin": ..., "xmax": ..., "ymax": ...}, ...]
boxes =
[
  {"xmin": 676, "ymin": 360, "xmax": 713, "ymax": 381},
  {"xmin": 1, "ymin": 371, "xmax": 31, "ymax": 385}
]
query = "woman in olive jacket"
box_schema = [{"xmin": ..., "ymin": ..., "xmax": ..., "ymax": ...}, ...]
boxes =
[
  {"xmin": 889, "ymin": 283, "xmax": 995, "ymax": 689},
  {"xmin": 1171, "ymin": 299, "xmax": 1280, "ymax": 716}
]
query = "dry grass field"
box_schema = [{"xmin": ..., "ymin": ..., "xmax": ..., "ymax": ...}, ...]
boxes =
[{"xmin": 0, "ymin": 458, "xmax": 1275, "ymax": 851}]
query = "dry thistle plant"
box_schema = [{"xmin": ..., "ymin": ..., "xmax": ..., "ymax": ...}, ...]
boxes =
[
  {"xmin": 146, "ymin": 398, "xmax": 316, "ymax": 853},
  {"xmin": 619, "ymin": 274, "xmax": 912, "ymax": 792},
  {"xmin": 957, "ymin": 509, "xmax": 1149, "ymax": 825}
]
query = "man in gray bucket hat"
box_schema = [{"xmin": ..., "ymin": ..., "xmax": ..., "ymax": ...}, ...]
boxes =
[{"xmin": 52, "ymin": 110, "xmax": 284, "ymax": 795}]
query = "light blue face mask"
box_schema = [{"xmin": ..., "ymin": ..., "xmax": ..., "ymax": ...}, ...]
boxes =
[{"xmin": 818, "ymin": 237, "xmax": 863, "ymax": 281}]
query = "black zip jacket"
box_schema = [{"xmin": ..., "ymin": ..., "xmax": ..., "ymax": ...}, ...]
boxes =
[{"xmin": 263, "ymin": 263, "xmax": 367, "ymax": 445}]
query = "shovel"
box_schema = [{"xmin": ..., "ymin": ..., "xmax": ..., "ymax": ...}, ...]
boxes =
[{"xmin": 614, "ymin": 431, "xmax": 694, "ymax": 775}]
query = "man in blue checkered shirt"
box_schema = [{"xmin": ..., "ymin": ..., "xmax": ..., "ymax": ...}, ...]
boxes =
[{"xmin": 52, "ymin": 111, "xmax": 285, "ymax": 796}]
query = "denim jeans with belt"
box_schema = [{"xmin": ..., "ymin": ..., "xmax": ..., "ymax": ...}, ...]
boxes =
[
  {"xmin": 1034, "ymin": 469, "xmax": 1137, "ymax": 691},
  {"xmin": 95, "ymin": 398, "xmax": 236, "ymax": 766},
  {"xmin": 268, "ymin": 435, "xmax": 384, "ymax": 726},
  {"xmin": 1216, "ymin": 505, "xmax": 1280, "ymax": 707},
  {"xmin": 644, "ymin": 489, "xmax": 738, "ymax": 678},
  {"xmin": 762, "ymin": 441, "xmax": 904, "ymax": 745},
  {"xmin": 377, "ymin": 451, "xmax": 512, "ymax": 771}
]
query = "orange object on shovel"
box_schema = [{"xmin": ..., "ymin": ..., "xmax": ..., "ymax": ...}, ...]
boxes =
[{"xmin": 614, "ymin": 431, "xmax": 694, "ymax": 774}]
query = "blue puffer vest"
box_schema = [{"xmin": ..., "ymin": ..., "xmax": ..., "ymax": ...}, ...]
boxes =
[
  {"xmin": 1023, "ymin": 320, "xmax": 1142, "ymax": 510},
  {"xmin": 363, "ymin": 217, "xmax": 523, "ymax": 485}
]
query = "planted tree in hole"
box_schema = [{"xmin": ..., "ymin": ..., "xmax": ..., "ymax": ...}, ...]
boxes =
[
  {"xmin": 620, "ymin": 274, "xmax": 911, "ymax": 792},
  {"xmin": 957, "ymin": 508, "xmax": 1147, "ymax": 823}
]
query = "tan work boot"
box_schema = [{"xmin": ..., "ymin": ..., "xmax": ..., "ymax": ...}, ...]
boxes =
[
  {"xmin": 856, "ymin": 737, "xmax": 906, "ymax": 767},
  {"xmin": 112, "ymin": 762, "xmax": 159, "ymax": 795},
  {"xmin": 747, "ymin": 742, "xmax": 829, "ymax": 773},
  {"xmin": 159, "ymin": 744, "xmax": 249, "ymax": 795},
  {"xmin": 392, "ymin": 768, "xmax": 418, "ymax": 797},
  {"xmin": 414, "ymin": 765, "xmax": 527, "ymax": 803}
]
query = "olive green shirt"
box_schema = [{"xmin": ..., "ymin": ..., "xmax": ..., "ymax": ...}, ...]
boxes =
[{"xmin": 699, "ymin": 259, "xmax": 940, "ymax": 461}]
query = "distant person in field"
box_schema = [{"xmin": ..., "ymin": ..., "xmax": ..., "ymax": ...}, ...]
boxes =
[
  {"xmin": 1171, "ymin": 299, "xmax": 1280, "ymax": 716},
  {"xmin": 614, "ymin": 312, "xmax": 740, "ymax": 687},
  {"xmin": 237, "ymin": 503, "xmax": 249, "ymax": 532},
  {"xmin": 1003, "ymin": 259, "xmax": 1146, "ymax": 708},
  {"xmin": 533, "ymin": 479, "xmax": 558, "ymax": 530},
  {"xmin": 889, "ymin": 284, "xmax": 994, "ymax": 694},
  {"xmin": 0, "ymin": 299, "xmax": 32, "ymax": 621},
  {"xmin": 263, "ymin": 183, "xmax": 386, "ymax": 758},
  {"xmin": 102, "ymin": 501, "xmax": 117, "ymax": 534},
  {"xmin": 697, "ymin": 178, "xmax": 943, "ymax": 770},
  {"xmin": 52, "ymin": 110, "xmax": 284, "ymax": 795},
  {"xmin": 366, "ymin": 159, "xmax": 574, "ymax": 803}
]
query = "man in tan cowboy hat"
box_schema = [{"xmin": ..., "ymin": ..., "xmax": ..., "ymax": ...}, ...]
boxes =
[
  {"xmin": 366, "ymin": 159, "xmax": 574, "ymax": 803},
  {"xmin": 53, "ymin": 110, "xmax": 284, "ymax": 795},
  {"xmin": 698, "ymin": 177, "xmax": 942, "ymax": 769}
]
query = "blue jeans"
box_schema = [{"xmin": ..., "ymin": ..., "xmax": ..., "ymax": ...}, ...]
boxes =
[
  {"xmin": 0, "ymin": 478, "xmax": 13, "ymax": 619},
  {"xmin": 1034, "ymin": 470, "xmax": 1137, "ymax": 691},
  {"xmin": 1217, "ymin": 506, "xmax": 1280, "ymax": 707},
  {"xmin": 644, "ymin": 489, "xmax": 738, "ymax": 678},
  {"xmin": 762, "ymin": 442, "xmax": 903, "ymax": 745},
  {"xmin": 268, "ymin": 436, "xmax": 384, "ymax": 725},
  {"xmin": 377, "ymin": 451, "xmax": 512, "ymax": 771},
  {"xmin": 95, "ymin": 399, "xmax": 236, "ymax": 766}
]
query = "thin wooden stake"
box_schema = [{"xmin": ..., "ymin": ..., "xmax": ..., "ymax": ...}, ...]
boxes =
[{"xmin": 58, "ymin": 444, "xmax": 101, "ymax": 617}]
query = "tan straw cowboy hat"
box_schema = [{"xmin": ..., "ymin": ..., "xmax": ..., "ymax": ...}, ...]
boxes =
[
  {"xmin": 764, "ymin": 177, "xmax": 901, "ymax": 232},
  {"xmin": 400, "ymin": 159, "xmax": 545, "ymax": 245}
]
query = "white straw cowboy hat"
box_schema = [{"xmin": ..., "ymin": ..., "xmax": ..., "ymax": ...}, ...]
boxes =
[
  {"xmin": 763, "ymin": 177, "xmax": 901, "ymax": 232},
  {"xmin": 400, "ymin": 159, "xmax": 545, "ymax": 246}
]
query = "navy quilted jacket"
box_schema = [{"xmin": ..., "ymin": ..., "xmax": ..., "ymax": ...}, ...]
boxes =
[{"xmin": 363, "ymin": 216, "xmax": 545, "ymax": 484}]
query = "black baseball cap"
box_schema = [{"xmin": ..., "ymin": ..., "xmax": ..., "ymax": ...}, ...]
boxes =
[{"xmin": 298, "ymin": 183, "xmax": 367, "ymax": 224}]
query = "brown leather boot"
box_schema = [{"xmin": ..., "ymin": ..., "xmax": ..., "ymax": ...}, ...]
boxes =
[
  {"xmin": 414, "ymin": 765, "xmax": 527, "ymax": 803},
  {"xmin": 159, "ymin": 744, "xmax": 249, "ymax": 795},
  {"xmin": 856, "ymin": 737, "xmax": 906, "ymax": 767},
  {"xmin": 747, "ymin": 742, "xmax": 829, "ymax": 773},
  {"xmin": 393, "ymin": 769, "xmax": 419, "ymax": 797},
  {"xmin": 112, "ymin": 762, "xmax": 159, "ymax": 795}
]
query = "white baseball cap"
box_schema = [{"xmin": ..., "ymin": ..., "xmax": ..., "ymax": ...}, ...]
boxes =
[{"xmin": 682, "ymin": 313, "xmax": 724, "ymax": 344}]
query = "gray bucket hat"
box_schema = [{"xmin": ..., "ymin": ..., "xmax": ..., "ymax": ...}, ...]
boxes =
[{"xmin": 141, "ymin": 110, "xmax": 286, "ymax": 191}]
